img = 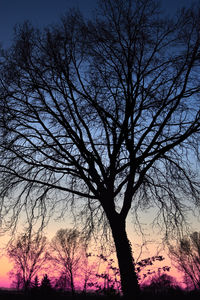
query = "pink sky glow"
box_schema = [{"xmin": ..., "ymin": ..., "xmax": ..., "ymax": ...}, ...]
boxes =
[{"xmin": 0, "ymin": 251, "xmax": 184, "ymax": 290}]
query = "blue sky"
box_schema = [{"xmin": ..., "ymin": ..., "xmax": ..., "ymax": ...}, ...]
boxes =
[{"xmin": 0, "ymin": 0, "xmax": 193, "ymax": 48}]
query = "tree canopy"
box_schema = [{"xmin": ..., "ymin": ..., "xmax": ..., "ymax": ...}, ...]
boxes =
[
  {"xmin": 170, "ymin": 232, "xmax": 200, "ymax": 290},
  {"xmin": 7, "ymin": 232, "xmax": 48, "ymax": 290}
]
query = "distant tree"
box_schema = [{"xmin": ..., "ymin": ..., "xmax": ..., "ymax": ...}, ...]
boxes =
[
  {"xmin": 32, "ymin": 275, "xmax": 40, "ymax": 289},
  {"xmin": 169, "ymin": 232, "xmax": 200, "ymax": 290},
  {"xmin": 30, "ymin": 275, "xmax": 40, "ymax": 297},
  {"xmin": 9, "ymin": 271, "xmax": 23, "ymax": 290},
  {"xmin": 40, "ymin": 274, "xmax": 53, "ymax": 296},
  {"xmin": 49, "ymin": 228, "xmax": 85, "ymax": 295},
  {"xmin": 41, "ymin": 274, "xmax": 51, "ymax": 289},
  {"xmin": 145, "ymin": 273, "xmax": 178, "ymax": 293},
  {"xmin": 1, "ymin": 0, "xmax": 200, "ymax": 298},
  {"xmin": 7, "ymin": 232, "xmax": 48, "ymax": 291},
  {"xmin": 54, "ymin": 273, "xmax": 70, "ymax": 291}
]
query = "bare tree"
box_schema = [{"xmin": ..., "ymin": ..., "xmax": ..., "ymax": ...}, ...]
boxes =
[
  {"xmin": 143, "ymin": 273, "xmax": 178, "ymax": 294},
  {"xmin": 169, "ymin": 232, "xmax": 200, "ymax": 290},
  {"xmin": 49, "ymin": 228, "xmax": 85, "ymax": 294},
  {"xmin": 9, "ymin": 271, "xmax": 24, "ymax": 290},
  {"xmin": 7, "ymin": 232, "xmax": 48, "ymax": 291},
  {"xmin": 0, "ymin": 0, "xmax": 200, "ymax": 297}
]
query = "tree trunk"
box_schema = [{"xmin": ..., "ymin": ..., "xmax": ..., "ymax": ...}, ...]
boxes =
[
  {"xmin": 108, "ymin": 213, "xmax": 140, "ymax": 299},
  {"xmin": 69, "ymin": 270, "xmax": 75, "ymax": 295}
]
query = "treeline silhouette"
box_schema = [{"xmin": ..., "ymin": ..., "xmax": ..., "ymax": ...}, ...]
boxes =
[
  {"xmin": 6, "ymin": 229, "xmax": 171, "ymax": 294},
  {"xmin": 3, "ymin": 229, "xmax": 200, "ymax": 299},
  {"xmin": 1, "ymin": 275, "xmax": 200, "ymax": 300}
]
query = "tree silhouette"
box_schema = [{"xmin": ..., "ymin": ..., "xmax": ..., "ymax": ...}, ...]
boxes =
[
  {"xmin": 40, "ymin": 274, "xmax": 53, "ymax": 296},
  {"xmin": 7, "ymin": 232, "xmax": 48, "ymax": 291},
  {"xmin": 9, "ymin": 271, "xmax": 24, "ymax": 290},
  {"xmin": 41, "ymin": 274, "xmax": 51, "ymax": 289},
  {"xmin": 32, "ymin": 275, "xmax": 40, "ymax": 289},
  {"xmin": 0, "ymin": 0, "xmax": 200, "ymax": 298},
  {"xmin": 169, "ymin": 232, "xmax": 200, "ymax": 290},
  {"xmin": 54, "ymin": 273, "xmax": 69, "ymax": 291},
  {"xmin": 144, "ymin": 273, "xmax": 178, "ymax": 294},
  {"xmin": 49, "ymin": 228, "xmax": 85, "ymax": 295}
]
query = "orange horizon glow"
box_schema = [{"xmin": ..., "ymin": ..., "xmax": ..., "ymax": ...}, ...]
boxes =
[{"xmin": 0, "ymin": 256, "xmax": 13, "ymax": 288}]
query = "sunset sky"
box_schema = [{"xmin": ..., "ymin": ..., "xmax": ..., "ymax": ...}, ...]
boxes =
[{"xmin": 0, "ymin": 0, "xmax": 198, "ymax": 289}]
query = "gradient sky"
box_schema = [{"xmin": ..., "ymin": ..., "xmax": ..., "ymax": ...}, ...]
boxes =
[
  {"xmin": 0, "ymin": 0, "xmax": 192, "ymax": 48},
  {"xmin": 0, "ymin": 0, "xmax": 197, "ymax": 289}
]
